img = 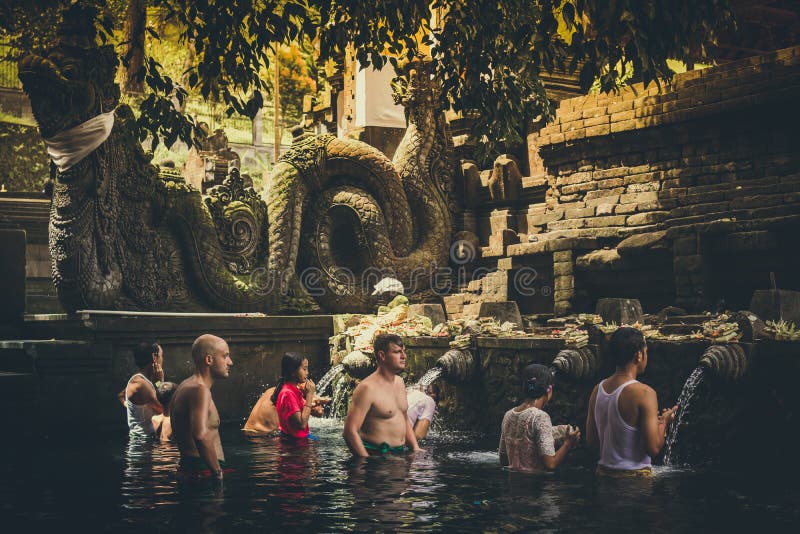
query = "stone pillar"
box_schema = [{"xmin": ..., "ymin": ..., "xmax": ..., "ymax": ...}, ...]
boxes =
[
  {"xmin": 0, "ymin": 228, "xmax": 26, "ymax": 321},
  {"xmin": 553, "ymin": 250, "xmax": 574, "ymax": 316},
  {"xmin": 252, "ymin": 107, "xmax": 263, "ymax": 146},
  {"xmin": 673, "ymin": 233, "xmax": 707, "ymax": 311}
]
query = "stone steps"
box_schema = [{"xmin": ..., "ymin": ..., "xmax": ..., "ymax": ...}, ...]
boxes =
[
  {"xmin": 0, "ymin": 197, "xmax": 50, "ymax": 244},
  {"xmin": 26, "ymin": 277, "xmax": 64, "ymax": 315}
]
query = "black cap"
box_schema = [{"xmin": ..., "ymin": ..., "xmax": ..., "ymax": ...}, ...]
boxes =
[{"xmin": 523, "ymin": 364, "xmax": 554, "ymax": 398}]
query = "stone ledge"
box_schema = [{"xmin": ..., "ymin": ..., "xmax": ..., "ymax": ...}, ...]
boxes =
[{"xmin": 506, "ymin": 237, "xmax": 599, "ymax": 256}]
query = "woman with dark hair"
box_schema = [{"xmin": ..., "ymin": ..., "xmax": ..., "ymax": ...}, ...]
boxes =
[
  {"xmin": 271, "ymin": 352, "xmax": 325, "ymax": 439},
  {"xmin": 499, "ymin": 364, "xmax": 581, "ymax": 472}
]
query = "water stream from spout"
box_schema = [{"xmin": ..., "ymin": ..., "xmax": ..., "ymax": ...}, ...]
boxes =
[
  {"xmin": 330, "ymin": 377, "xmax": 349, "ymax": 418},
  {"xmin": 316, "ymin": 364, "xmax": 344, "ymax": 397},
  {"xmin": 664, "ymin": 366, "xmax": 706, "ymax": 465},
  {"xmin": 416, "ymin": 367, "xmax": 443, "ymax": 389}
]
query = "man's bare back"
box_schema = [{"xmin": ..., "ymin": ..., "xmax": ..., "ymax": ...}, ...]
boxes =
[
  {"xmin": 171, "ymin": 376, "xmax": 224, "ymax": 462},
  {"xmin": 243, "ymin": 386, "xmax": 278, "ymax": 435}
]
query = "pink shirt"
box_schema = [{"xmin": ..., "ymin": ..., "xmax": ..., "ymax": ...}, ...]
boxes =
[{"xmin": 276, "ymin": 383, "xmax": 309, "ymax": 438}]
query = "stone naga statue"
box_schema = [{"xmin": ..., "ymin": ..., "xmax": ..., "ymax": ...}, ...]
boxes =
[{"xmin": 18, "ymin": 4, "xmax": 452, "ymax": 313}]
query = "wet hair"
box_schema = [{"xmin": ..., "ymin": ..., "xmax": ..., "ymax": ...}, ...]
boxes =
[
  {"xmin": 522, "ymin": 364, "xmax": 554, "ymax": 399},
  {"xmin": 608, "ymin": 327, "xmax": 646, "ymax": 367},
  {"xmin": 133, "ymin": 341, "xmax": 160, "ymax": 368},
  {"xmin": 270, "ymin": 352, "xmax": 308, "ymax": 404},
  {"xmin": 374, "ymin": 333, "xmax": 403, "ymax": 358},
  {"xmin": 156, "ymin": 381, "xmax": 177, "ymax": 410}
]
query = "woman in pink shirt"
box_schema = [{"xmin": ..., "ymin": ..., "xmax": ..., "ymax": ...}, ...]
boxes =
[
  {"xmin": 499, "ymin": 364, "xmax": 581, "ymax": 472},
  {"xmin": 271, "ymin": 352, "xmax": 324, "ymax": 439}
]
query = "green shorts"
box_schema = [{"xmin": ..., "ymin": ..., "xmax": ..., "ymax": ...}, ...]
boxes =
[{"xmin": 362, "ymin": 439, "xmax": 406, "ymax": 455}]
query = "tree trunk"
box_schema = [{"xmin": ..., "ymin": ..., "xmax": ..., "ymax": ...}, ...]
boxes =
[{"xmin": 123, "ymin": 0, "xmax": 146, "ymax": 94}]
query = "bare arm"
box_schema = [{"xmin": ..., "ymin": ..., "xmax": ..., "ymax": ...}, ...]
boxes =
[
  {"xmin": 127, "ymin": 379, "xmax": 164, "ymax": 415},
  {"xmin": 413, "ymin": 419, "xmax": 431, "ymax": 440},
  {"xmin": 540, "ymin": 427, "xmax": 581, "ymax": 470},
  {"xmin": 117, "ymin": 387, "xmax": 126, "ymax": 406},
  {"xmin": 405, "ymin": 416, "xmax": 421, "ymax": 452},
  {"xmin": 190, "ymin": 387, "xmax": 221, "ymax": 475},
  {"xmin": 585, "ymin": 385, "xmax": 600, "ymax": 449},
  {"xmin": 343, "ymin": 383, "xmax": 371, "ymax": 457},
  {"xmin": 640, "ymin": 387, "xmax": 672, "ymax": 457}
]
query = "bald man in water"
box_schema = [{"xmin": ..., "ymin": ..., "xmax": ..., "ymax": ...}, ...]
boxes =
[{"xmin": 171, "ymin": 334, "xmax": 233, "ymax": 480}]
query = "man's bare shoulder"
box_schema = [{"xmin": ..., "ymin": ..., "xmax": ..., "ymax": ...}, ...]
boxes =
[
  {"xmin": 354, "ymin": 374, "xmax": 377, "ymax": 393},
  {"xmin": 254, "ymin": 387, "xmax": 276, "ymax": 408},
  {"xmin": 127, "ymin": 374, "xmax": 150, "ymax": 391},
  {"xmin": 624, "ymin": 381, "xmax": 657, "ymax": 402},
  {"xmin": 174, "ymin": 377, "xmax": 208, "ymax": 401}
]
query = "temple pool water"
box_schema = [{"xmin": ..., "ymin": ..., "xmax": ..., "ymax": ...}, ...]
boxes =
[{"xmin": 2, "ymin": 418, "xmax": 798, "ymax": 532}]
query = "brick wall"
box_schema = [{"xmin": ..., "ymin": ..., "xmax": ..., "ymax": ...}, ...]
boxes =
[
  {"xmin": 464, "ymin": 46, "xmax": 800, "ymax": 316},
  {"xmin": 531, "ymin": 46, "xmax": 800, "ymax": 238}
]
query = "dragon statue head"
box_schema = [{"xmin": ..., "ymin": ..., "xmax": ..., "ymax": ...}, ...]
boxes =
[
  {"xmin": 17, "ymin": 2, "xmax": 120, "ymax": 140},
  {"xmin": 391, "ymin": 58, "xmax": 440, "ymax": 112}
]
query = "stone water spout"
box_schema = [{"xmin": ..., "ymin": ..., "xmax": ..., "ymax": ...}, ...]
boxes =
[
  {"xmin": 551, "ymin": 347, "xmax": 598, "ymax": 380},
  {"xmin": 436, "ymin": 349, "xmax": 475, "ymax": 383},
  {"xmin": 341, "ymin": 351, "xmax": 376, "ymax": 380},
  {"xmin": 698, "ymin": 344, "xmax": 750, "ymax": 382}
]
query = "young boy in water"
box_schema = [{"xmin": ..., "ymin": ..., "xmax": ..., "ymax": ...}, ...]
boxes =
[
  {"xmin": 407, "ymin": 384, "xmax": 439, "ymax": 440},
  {"xmin": 152, "ymin": 381, "xmax": 177, "ymax": 443}
]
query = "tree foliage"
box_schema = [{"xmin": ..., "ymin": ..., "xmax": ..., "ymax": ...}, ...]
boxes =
[
  {"xmin": 270, "ymin": 42, "xmax": 317, "ymax": 125},
  {"xmin": 1, "ymin": 0, "xmax": 735, "ymax": 158}
]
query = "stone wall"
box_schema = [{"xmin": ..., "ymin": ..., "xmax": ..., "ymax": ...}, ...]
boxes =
[
  {"xmin": 465, "ymin": 46, "xmax": 800, "ymax": 316},
  {"xmin": 2, "ymin": 313, "xmax": 333, "ymax": 433}
]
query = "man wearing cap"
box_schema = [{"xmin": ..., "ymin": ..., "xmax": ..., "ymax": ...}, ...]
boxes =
[{"xmin": 499, "ymin": 363, "xmax": 580, "ymax": 472}]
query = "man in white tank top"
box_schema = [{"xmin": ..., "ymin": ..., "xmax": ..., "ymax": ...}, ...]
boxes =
[
  {"xmin": 117, "ymin": 341, "xmax": 165, "ymax": 437},
  {"xmin": 585, "ymin": 327, "xmax": 677, "ymax": 477}
]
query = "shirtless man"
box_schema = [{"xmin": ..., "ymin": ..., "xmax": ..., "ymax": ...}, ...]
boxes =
[
  {"xmin": 118, "ymin": 341, "xmax": 164, "ymax": 437},
  {"xmin": 343, "ymin": 333, "xmax": 422, "ymax": 457},
  {"xmin": 585, "ymin": 327, "xmax": 677, "ymax": 477},
  {"xmin": 171, "ymin": 334, "xmax": 233, "ymax": 480},
  {"xmin": 242, "ymin": 386, "xmax": 279, "ymax": 435}
]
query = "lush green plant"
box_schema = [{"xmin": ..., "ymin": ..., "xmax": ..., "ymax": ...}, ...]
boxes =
[
  {"xmin": 1, "ymin": 0, "xmax": 735, "ymax": 161},
  {"xmin": 0, "ymin": 121, "xmax": 50, "ymax": 192}
]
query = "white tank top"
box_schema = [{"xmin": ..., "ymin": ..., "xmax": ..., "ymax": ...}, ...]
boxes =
[
  {"xmin": 126, "ymin": 373, "xmax": 157, "ymax": 437},
  {"xmin": 594, "ymin": 379, "xmax": 651, "ymax": 470}
]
